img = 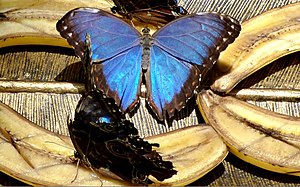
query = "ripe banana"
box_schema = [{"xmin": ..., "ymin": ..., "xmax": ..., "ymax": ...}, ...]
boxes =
[
  {"xmin": 0, "ymin": 101, "xmax": 227, "ymax": 185},
  {"xmin": 197, "ymin": 90, "xmax": 300, "ymax": 176},
  {"xmin": 211, "ymin": 2, "xmax": 300, "ymax": 93}
]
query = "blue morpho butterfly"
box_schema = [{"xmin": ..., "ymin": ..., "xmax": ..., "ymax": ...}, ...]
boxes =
[
  {"xmin": 69, "ymin": 89, "xmax": 177, "ymax": 184},
  {"xmin": 57, "ymin": 8, "xmax": 241, "ymax": 121},
  {"xmin": 68, "ymin": 37, "xmax": 176, "ymax": 185},
  {"xmin": 111, "ymin": 0, "xmax": 187, "ymax": 25}
]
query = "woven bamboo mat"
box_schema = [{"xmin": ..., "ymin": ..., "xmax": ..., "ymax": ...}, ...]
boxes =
[{"xmin": 0, "ymin": 0, "xmax": 300, "ymax": 185}]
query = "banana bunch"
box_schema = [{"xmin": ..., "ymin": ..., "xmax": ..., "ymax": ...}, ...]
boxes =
[
  {"xmin": 0, "ymin": 0, "xmax": 227, "ymax": 185},
  {"xmin": 197, "ymin": 2, "xmax": 300, "ymax": 176}
]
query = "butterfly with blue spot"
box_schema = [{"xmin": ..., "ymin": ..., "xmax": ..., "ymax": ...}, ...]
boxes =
[
  {"xmin": 57, "ymin": 8, "xmax": 241, "ymax": 121},
  {"xmin": 111, "ymin": 0, "xmax": 187, "ymax": 26},
  {"xmin": 69, "ymin": 90, "xmax": 177, "ymax": 184}
]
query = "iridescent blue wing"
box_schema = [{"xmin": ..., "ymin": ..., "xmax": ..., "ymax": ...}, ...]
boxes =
[
  {"xmin": 56, "ymin": 8, "xmax": 142, "ymax": 113},
  {"xmin": 147, "ymin": 12, "xmax": 241, "ymax": 119},
  {"xmin": 111, "ymin": 0, "xmax": 187, "ymax": 26}
]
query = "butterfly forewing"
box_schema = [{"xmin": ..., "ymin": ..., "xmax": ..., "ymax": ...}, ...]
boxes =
[
  {"xmin": 152, "ymin": 12, "xmax": 241, "ymax": 67},
  {"xmin": 92, "ymin": 45, "xmax": 142, "ymax": 112},
  {"xmin": 147, "ymin": 12, "xmax": 241, "ymax": 119},
  {"xmin": 57, "ymin": 8, "xmax": 143, "ymax": 112},
  {"xmin": 56, "ymin": 8, "xmax": 141, "ymax": 60},
  {"xmin": 145, "ymin": 46, "xmax": 201, "ymax": 118}
]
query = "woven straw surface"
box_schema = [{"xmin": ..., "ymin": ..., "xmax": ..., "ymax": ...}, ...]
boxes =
[{"xmin": 0, "ymin": 0, "xmax": 300, "ymax": 185}]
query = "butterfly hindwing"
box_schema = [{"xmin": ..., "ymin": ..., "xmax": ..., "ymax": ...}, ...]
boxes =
[
  {"xmin": 92, "ymin": 45, "xmax": 142, "ymax": 112},
  {"xmin": 146, "ymin": 45, "xmax": 201, "ymax": 119},
  {"xmin": 69, "ymin": 91, "xmax": 177, "ymax": 184},
  {"xmin": 147, "ymin": 12, "xmax": 241, "ymax": 119}
]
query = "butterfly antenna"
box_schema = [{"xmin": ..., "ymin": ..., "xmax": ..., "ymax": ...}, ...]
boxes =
[
  {"xmin": 89, "ymin": 165, "xmax": 104, "ymax": 186},
  {"xmin": 48, "ymin": 115, "xmax": 74, "ymax": 151},
  {"xmin": 6, "ymin": 128, "xmax": 75, "ymax": 152},
  {"xmin": 82, "ymin": 157, "xmax": 103, "ymax": 186},
  {"xmin": 78, "ymin": 122, "xmax": 103, "ymax": 185},
  {"xmin": 71, "ymin": 156, "xmax": 104, "ymax": 186},
  {"xmin": 71, "ymin": 158, "xmax": 80, "ymax": 183},
  {"xmin": 44, "ymin": 141, "xmax": 74, "ymax": 151}
]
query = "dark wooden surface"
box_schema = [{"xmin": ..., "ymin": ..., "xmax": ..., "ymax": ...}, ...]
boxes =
[{"xmin": 0, "ymin": 0, "xmax": 300, "ymax": 185}]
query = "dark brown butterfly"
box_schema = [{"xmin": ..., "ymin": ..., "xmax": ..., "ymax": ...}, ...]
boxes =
[
  {"xmin": 69, "ymin": 90, "xmax": 177, "ymax": 184},
  {"xmin": 111, "ymin": 0, "xmax": 188, "ymax": 26}
]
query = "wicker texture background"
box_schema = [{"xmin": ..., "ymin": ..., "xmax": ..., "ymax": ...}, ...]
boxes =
[{"xmin": 0, "ymin": 0, "xmax": 300, "ymax": 185}]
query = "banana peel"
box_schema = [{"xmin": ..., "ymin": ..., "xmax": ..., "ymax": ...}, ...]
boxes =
[
  {"xmin": 0, "ymin": 102, "xmax": 227, "ymax": 186},
  {"xmin": 0, "ymin": 102, "xmax": 126, "ymax": 186},
  {"xmin": 197, "ymin": 1, "xmax": 300, "ymax": 176},
  {"xmin": 0, "ymin": 0, "xmax": 157, "ymax": 49},
  {"xmin": 0, "ymin": 0, "xmax": 112, "ymax": 48},
  {"xmin": 0, "ymin": 0, "xmax": 230, "ymax": 185},
  {"xmin": 197, "ymin": 90, "xmax": 300, "ymax": 176},
  {"xmin": 2, "ymin": 0, "xmax": 300, "ymax": 91},
  {"xmin": 211, "ymin": 2, "xmax": 300, "ymax": 93},
  {"xmin": 1, "ymin": 0, "xmax": 300, "ymax": 185}
]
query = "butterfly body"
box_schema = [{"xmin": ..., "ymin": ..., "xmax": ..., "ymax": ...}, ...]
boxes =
[
  {"xmin": 111, "ymin": 0, "xmax": 187, "ymax": 25},
  {"xmin": 69, "ymin": 90, "xmax": 176, "ymax": 184},
  {"xmin": 57, "ymin": 8, "xmax": 241, "ymax": 120},
  {"xmin": 141, "ymin": 27, "xmax": 152, "ymax": 70}
]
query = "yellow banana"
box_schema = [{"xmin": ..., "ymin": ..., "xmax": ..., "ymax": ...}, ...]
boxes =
[
  {"xmin": 0, "ymin": 101, "xmax": 227, "ymax": 185},
  {"xmin": 211, "ymin": 2, "xmax": 300, "ymax": 93},
  {"xmin": 197, "ymin": 90, "xmax": 300, "ymax": 176}
]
